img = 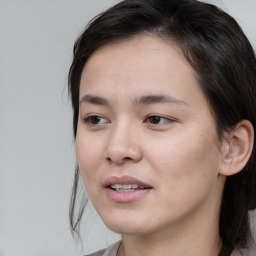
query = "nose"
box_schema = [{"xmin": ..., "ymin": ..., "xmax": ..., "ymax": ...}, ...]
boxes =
[{"xmin": 104, "ymin": 121, "xmax": 142, "ymax": 165}]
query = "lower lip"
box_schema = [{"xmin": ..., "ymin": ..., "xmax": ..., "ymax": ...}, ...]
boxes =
[{"xmin": 105, "ymin": 188, "xmax": 151, "ymax": 202}]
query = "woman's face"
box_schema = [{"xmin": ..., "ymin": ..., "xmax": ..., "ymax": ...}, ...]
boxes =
[{"xmin": 76, "ymin": 35, "xmax": 225, "ymax": 235}]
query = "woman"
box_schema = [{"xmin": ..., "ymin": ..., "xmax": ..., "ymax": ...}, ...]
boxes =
[{"xmin": 68, "ymin": 0, "xmax": 256, "ymax": 255}]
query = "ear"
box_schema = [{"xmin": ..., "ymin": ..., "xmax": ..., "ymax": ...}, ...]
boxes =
[{"xmin": 219, "ymin": 120, "xmax": 254, "ymax": 176}]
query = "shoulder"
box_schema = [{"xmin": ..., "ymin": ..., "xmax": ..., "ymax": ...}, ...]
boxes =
[
  {"xmin": 85, "ymin": 248, "xmax": 106, "ymax": 256},
  {"xmin": 85, "ymin": 241, "xmax": 122, "ymax": 256},
  {"xmin": 231, "ymin": 245, "xmax": 256, "ymax": 256}
]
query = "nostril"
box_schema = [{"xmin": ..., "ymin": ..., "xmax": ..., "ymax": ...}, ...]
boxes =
[
  {"xmin": 105, "ymin": 142, "xmax": 142, "ymax": 164},
  {"xmin": 123, "ymin": 157, "xmax": 132, "ymax": 161},
  {"xmin": 106, "ymin": 156, "xmax": 133, "ymax": 164},
  {"xmin": 106, "ymin": 157, "xmax": 112, "ymax": 163}
]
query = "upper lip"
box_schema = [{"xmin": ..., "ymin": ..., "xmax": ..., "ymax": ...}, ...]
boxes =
[{"xmin": 104, "ymin": 175, "xmax": 152, "ymax": 188}]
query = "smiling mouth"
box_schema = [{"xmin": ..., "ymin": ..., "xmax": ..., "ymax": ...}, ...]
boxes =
[
  {"xmin": 105, "ymin": 176, "xmax": 152, "ymax": 202},
  {"xmin": 109, "ymin": 184, "xmax": 147, "ymax": 192}
]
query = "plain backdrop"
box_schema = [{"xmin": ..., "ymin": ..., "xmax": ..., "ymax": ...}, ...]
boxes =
[{"xmin": 0, "ymin": 1, "xmax": 255, "ymax": 256}]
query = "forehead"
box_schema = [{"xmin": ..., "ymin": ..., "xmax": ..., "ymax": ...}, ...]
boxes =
[
  {"xmin": 82, "ymin": 35, "xmax": 190, "ymax": 82},
  {"xmin": 79, "ymin": 35, "xmax": 206, "ymax": 109}
]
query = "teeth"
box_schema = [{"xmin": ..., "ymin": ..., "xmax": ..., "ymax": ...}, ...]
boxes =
[{"xmin": 110, "ymin": 184, "xmax": 144, "ymax": 191}]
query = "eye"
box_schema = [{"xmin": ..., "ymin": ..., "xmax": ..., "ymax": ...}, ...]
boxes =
[
  {"xmin": 145, "ymin": 115, "xmax": 173, "ymax": 125},
  {"xmin": 83, "ymin": 115, "xmax": 109, "ymax": 125}
]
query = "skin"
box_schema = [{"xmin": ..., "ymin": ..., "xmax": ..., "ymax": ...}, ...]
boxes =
[{"xmin": 76, "ymin": 35, "xmax": 228, "ymax": 256}]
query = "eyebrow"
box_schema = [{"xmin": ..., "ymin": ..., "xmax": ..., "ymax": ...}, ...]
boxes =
[
  {"xmin": 80, "ymin": 94, "xmax": 109, "ymax": 106},
  {"xmin": 79, "ymin": 94, "xmax": 188, "ymax": 107},
  {"xmin": 134, "ymin": 94, "xmax": 188, "ymax": 106}
]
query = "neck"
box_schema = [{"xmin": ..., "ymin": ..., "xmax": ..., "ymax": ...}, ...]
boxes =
[
  {"xmin": 119, "ymin": 231, "xmax": 222, "ymax": 256},
  {"xmin": 118, "ymin": 220, "xmax": 222, "ymax": 256}
]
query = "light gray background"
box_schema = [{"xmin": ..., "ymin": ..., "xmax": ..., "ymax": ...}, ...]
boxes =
[{"xmin": 0, "ymin": 1, "xmax": 255, "ymax": 256}]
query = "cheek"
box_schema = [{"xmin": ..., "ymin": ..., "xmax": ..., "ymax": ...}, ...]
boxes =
[
  {"xmin": 75, "ymin": 131, "xmax": 104, "ymax": 184},
  {"xmin": 147, "ymin": 127, "xmax": 220, "ymax": 191},
  {"xmin": 147, "ymin": 131, "xmax": 221, "ymax": 219}
]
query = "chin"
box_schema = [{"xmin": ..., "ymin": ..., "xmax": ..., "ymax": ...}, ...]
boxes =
[
  {"xmin": 100, "ymin": 211, "xmax": 166, "ymax": 236},
  {"xmin": 106, "ymin": 223, "xmax": 151, "ymax": 235},
  {"xmin": 100, "ymin": 212, "xmax": 150, "ymax": 235}
]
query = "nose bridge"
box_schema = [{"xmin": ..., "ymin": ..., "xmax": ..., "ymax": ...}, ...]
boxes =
[{"xmin": 105, "ymin": 118, "xmax": 141, "ymax": 163}]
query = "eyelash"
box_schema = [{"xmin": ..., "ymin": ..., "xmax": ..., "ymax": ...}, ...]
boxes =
[
  {"xmin": 83, "ymin": 115, "xmax": 109, "ymax": 125},
  {"xmin": 82, "ymin": 114, "xmax": 175, "ymax": 126},
  {"xmin": 144, "ymin": 115, "xmax": 174, "ymax": 125}
]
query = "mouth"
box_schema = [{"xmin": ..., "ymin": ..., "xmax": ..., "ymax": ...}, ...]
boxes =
[
  {"xmin": 104, "ymin": 175, "xmax": 152, "ymax": 202},
  {"xmin": 109, "ymin": 184, "xmax": 148, "ymax": 192}
]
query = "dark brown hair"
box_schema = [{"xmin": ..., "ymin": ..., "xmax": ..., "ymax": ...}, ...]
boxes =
[{"xmin": 68, "ymin": 1, "xmax": 256, "ymax": 255}]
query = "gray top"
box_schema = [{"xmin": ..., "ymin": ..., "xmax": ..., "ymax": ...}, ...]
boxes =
[
  {"xmin": 85, "ymin": 240, "xmax": 256, "ymax": 256},
  {"xmin": 85, "ymin": 241, "xmax": 121, "ymax": 256}
]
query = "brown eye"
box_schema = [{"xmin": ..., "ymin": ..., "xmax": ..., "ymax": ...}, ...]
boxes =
[
  {"xmin": 90, "ymin": 116, "xmax": 102, "ymax": 124},
  {"xmin": 83, "ymin": 115, "xmax": 108, "ymax": 125},
  {"xmin": 149, "ymin": 116, "xmax": 161, "ymax": 124},
  {"xmin": 147, "ymin": 116, "xmax": 170, "ymax": 125}
]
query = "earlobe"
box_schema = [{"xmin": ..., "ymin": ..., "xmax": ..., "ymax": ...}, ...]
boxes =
[{"xmin": 219, "ymin": 120, "xmax": 254, "ymax": 176}]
